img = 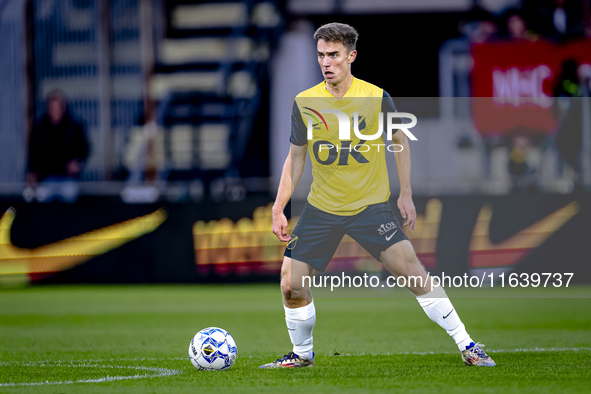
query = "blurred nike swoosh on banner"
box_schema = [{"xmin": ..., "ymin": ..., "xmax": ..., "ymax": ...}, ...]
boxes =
[
  {"xmin": 468, "ymin": 201, "xmax": 579, "ymax": 268},
  {"xmin": 0, "ymin": 208, "xmax": 167, "ymax": 276}
]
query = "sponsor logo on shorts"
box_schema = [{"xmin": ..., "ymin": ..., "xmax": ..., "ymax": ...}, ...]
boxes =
[{"xmin": 377, "ymin": 222, "xmax": 397, "ymax": 236}]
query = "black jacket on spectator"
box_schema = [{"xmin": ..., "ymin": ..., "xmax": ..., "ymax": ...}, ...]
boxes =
[{"xmin": 28, "ymin": 111, "xmax": 89, "ymax": 181}]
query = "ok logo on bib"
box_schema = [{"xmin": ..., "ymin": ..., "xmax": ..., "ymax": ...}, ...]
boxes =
[{"xmin": 312, "ymin": 140, "xmax": 370, "ymax": 165}]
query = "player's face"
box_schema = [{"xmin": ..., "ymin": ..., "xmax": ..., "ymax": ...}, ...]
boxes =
[{"xmin": 317, "ymin": 39, "xmax": 356, "ymax": 85}]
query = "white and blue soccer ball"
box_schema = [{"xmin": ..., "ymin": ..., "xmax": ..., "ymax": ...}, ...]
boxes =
[{"xmin": 189, "ymin": 327, "xmax": 237, "ymax": 371}]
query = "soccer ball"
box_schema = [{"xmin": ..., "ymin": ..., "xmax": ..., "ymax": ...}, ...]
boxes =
[{"xmin": 188, "ymin": 327, "xmax": 237, "ymax": 371}]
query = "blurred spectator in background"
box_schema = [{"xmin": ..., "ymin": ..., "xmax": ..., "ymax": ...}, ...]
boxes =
[
  {"xmin": 554, "ymin": 59, "xmax": 581, "ymax": 98},
  {"xmin": 553, "ymin": 59, "xmax": 584, "ymax": 189},
  {"xmin": 524, "ymin": 0, "xmax": 587, "ymax": 40},
  {"xmin": 551, "ymin": 0, "xmax": 569, "ymax": 35},
  {"xmin": 502, "ymin": 9, "xmax": 539, "ymax": 41},
  {"xmin": 459, "ymin": 6, "xmax": 498, "ymax": 43},
  {"xmin": 508, "ymin": 133, "xmax": 536, "ymax": 193},
  {"xmin": 26, "ymin": 90, "xmax": 89, "ymax": 202}
]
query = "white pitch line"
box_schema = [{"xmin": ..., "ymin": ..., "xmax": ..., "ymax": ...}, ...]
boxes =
[
  {"xmin": 489, "ymin": 346, "xmax": 591, "ymax": 353},
  {"xmin": 0, "ymin": 358, "xmax": 186, "ymax": 365},
  {"xmin": 0, "ymin": 362, "xmax": 183, "ymax": 387},
  {"xmin": 327, "ymin": 346, "xmax": 591, "ymax": 357}
]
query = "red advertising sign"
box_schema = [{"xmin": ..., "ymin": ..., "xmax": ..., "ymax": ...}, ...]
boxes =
[{"xmin": 471, "ymin": 39, "xmax": 591, "ymax": 136}]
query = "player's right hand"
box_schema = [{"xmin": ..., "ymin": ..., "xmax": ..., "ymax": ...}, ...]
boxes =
[{"xmin": 272, "ymin": 211, "xmax": 291, "ymax": 242}]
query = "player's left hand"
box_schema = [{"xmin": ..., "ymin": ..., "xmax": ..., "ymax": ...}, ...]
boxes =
[
  {"xmin": 397, "ymin": 192, "xmax": 416, "ymax": 231},
  {"xmin": 272, "ymin": 210, "xmax": 291, "ymax": 242}
]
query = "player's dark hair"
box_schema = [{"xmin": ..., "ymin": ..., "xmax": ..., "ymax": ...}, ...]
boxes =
[{"xmin": 313, "ymin": 23, "xmax": 359, "ymax": 53}]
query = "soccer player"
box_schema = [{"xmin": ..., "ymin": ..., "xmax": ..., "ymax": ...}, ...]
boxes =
[{"xmin": 260, "ymin": 23, "xmax": 495, "ymax": 368}]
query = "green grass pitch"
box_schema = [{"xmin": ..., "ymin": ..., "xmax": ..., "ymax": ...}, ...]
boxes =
[{"xmin": 1, "ymin": 284, "xmax": 590, "ymax": 393}]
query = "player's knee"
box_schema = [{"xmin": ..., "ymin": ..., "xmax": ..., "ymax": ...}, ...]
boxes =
[
  {"xmin": 280, "ymin": 257, "xmax": 291, "ymax": 287},
  {"xmin": 283, "ymin": 275, "xmax": 311, "ymax": 303},
  {"xmin": 280, "ymin": 275, "xmax": 293, "ymax": 297},
  {"xmin": 282, "ymin": 274, "xmax": 307, "ymax": 296}
]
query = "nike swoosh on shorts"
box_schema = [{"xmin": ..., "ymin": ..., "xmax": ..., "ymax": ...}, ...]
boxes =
[{"xmin": 385, "ymin": 229, "xmax": 398, "ymax": 241}]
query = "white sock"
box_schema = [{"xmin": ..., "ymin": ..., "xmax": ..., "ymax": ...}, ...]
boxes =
[
  {"xmin": 284, "ymin": 301, "xmax": 316, "ymax": 360},
  {"xmin": 416, "ymin": 286, "xmax": 473, "ymax": 351}
]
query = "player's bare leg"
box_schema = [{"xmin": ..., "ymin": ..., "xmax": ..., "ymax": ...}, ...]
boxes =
[
  {"xmin": 260, "ymin": 257, "xmax": 317, "ymax": 368},
  {"xmin": 380, "ymin": 240, "xmax": 496, "ymax": 366},
  {"xmin": 281, "ymin": 256, "xmax": 316, "ymax": 307},
  {"xmin": 380, "ymin": 240, "xmax": 431, "ymax": 296}
]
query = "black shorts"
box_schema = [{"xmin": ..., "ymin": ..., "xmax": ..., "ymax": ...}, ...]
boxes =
[{"xmin": 284, "ymin": 202, "xmax": 408, "ymax": 271}]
